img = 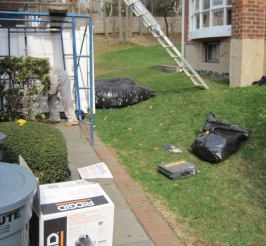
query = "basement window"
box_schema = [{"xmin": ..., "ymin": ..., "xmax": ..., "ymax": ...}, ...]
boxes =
[{"xmin": 206, "ymin": 42, "xmax": 220, "ymax": 63}]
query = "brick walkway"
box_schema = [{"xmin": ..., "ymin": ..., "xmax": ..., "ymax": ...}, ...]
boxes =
[{"xmin": 80, "ymin": 124, "xmax": 184, "ymax": 246}]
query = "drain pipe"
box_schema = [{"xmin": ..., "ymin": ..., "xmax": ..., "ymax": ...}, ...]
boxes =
[
  {"xmin": 181, "ymin": 0, "xmax": 185, "ymax": 60},
  {"xmin": 24, "ymin": 26, "xmax": 28, "ymax": 56},
  {"xmin": 24, "ymin": 4, "xmax": 29, "ymax": 56}
]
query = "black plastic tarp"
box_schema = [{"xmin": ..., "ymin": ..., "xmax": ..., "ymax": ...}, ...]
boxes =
[
  {"xmin": 95, "ymin": 78, "xmax": 156, "ymax": 108},
  {"xmin": 191, "ymin": 112, "xmax": 250, "ymax": 163}
]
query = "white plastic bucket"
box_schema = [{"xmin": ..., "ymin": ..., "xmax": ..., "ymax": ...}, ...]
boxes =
[{"xmin": 0, "ymin": 162, "xmax": 37, "ymax": 246}]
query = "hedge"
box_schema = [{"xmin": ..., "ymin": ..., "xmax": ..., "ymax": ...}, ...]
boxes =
[{"xmin": 0, "ymin": 122, "xmax": 68, "ymax": 184}]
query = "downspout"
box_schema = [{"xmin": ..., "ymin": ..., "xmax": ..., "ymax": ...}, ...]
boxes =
[
  {"xmin": 8, "ymin": 28, "xmax": 11, "ymax": 56},
  {"xmin": 24, "ymin": 27, "xmax": 28, "ymax": 56},
  {"xmin": 181, "ymin": 0, "xmax": 185, "ymax": 59},
  {"xmin": 24, "ymin": 4, "xmax": 28, "ymax": 56},
  {"xmin": 89, "ymin": 18, "xmax": 95, "ymax": 145}
]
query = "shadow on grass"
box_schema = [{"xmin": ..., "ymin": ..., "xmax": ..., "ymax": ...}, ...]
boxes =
[
  {"xmin": 204, "ymin": 78, "xmax": 230, "ymax": 87},
  {"xmin": 157, "ymin": 86, "xmax": 204, "ymax": 95}
]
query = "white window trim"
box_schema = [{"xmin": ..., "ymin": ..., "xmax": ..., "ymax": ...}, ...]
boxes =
[
  {"xmin": 190, "ymin": 25, "xmax": 231, "ymax": 39},
  {"xmin": 189, "ymin": 0, "xmax": 232, "ymax": 39}
]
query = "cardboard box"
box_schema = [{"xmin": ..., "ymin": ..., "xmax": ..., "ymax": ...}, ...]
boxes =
[{"xmin": 30, "ymin": 180, "xmax": 114, "ymax": 246}]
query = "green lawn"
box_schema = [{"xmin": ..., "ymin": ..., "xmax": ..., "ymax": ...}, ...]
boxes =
[{"xmin": 94, "ymin": 41, "xmax": 266, "ymax": 246}]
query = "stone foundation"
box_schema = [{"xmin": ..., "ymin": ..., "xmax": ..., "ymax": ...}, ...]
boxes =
[{"xmin": 230, "ymin": 39, "xmax": 265, "ymax": 87}]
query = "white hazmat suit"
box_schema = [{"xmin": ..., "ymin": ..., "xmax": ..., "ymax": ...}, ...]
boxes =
[{"xmin": 48, "ymin": 66, "xmax": 78, "ymax": 126}]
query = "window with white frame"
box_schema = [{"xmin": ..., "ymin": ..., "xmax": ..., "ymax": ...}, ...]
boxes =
[{"xmin": 189, "ymin": 0, "xmax": 232, "ymax": 39}]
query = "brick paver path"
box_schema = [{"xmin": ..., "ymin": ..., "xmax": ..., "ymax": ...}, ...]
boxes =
[{"xmin": 80, "ymin": 124, "xmax": 184, "ymax": 246}]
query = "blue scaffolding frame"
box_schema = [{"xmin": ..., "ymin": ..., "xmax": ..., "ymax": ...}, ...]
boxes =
[{"xmin": 0, "ymin": 10, "xmax": 95, "ymax": 145}]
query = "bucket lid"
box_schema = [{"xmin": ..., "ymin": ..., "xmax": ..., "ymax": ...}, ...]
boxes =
[
  {"xmin": 0, "ymin": 132, "xmax": 6, "ymax": 144},
  {"xmin": 0, "ymin": 162, "xmax": 37, "ymax": 214}
]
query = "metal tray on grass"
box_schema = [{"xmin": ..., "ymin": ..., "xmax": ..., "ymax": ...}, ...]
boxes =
[{"xmin": 158, "ymin": 160, "xmax": 197, "ymax": 179}]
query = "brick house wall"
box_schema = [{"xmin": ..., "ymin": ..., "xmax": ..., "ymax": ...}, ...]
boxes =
[
  {"xmin": 184, "ymin": 0, "xmax": 266, "ymax": 47},
  {"xmin": 184, "ymin": 0, "xmax": 189, "ymax": 43},
  {"xmin": 0, "ymin": 0, "xmax": 25, "ymax": 26},
  {"xmin": 0, "ymin": 0, "xmax": 24, "ymax": 11},
  {"xmin": 184, "ymin": 0, "xmax": 266, "ymax": 86},
  {"xmin": 231, "ymin": 0, "xmax": 266, "ymax": 40},
  {"xmin": 264, "ymin": 1, "xmax": 266, "ymax": 74},
  {"xmin": 230, "ymin": 0, "xmax": 266, "ymax": 86}
]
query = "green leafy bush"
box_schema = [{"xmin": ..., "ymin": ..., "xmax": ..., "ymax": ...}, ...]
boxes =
[
  {"xmin": 0, "ymin": 56, "xmax": 49, "ymax": 121},
  {"xmin": 0, "ymin": 122, "xmax": 68, "ymax": 184}
]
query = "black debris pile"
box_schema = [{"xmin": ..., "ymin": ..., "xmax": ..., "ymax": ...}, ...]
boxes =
[
  {"xmin": 95, "ymin": 77, "xmax": 156, "ymax": 109},
  {"xmin": 252, "ymin": 76, "xmax": 266, "ymax": 85},
  {"xmin": 191, "ymin": 112, "xmax": 250, "ymax": 163}
]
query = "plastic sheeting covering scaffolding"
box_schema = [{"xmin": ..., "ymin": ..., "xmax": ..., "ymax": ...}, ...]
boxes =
[{"xmin": 0, "ymin": 10, "xmax": 95, "ymax": 144}]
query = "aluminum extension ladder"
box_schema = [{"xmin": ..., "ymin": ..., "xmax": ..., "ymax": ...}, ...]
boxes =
[{"xmin": 123, "ymin": 0, "xmax": 209, "ymax": 89}]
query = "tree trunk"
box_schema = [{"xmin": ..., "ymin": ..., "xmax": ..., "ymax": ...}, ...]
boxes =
[
  {"xmin": 151, "ymin": 0, "xmax": 154, "ymax": 14},
  {"xmin": 164, "ymin": 10, "xmax": 169, "ymax": 37},
  {"xmin": 103, "ymin": 0, "xmax": 108, "ymax": 37},
  {"xmin": 128, "ymin": 6, "xmax": 133, "ymax": 41},
  {"xmin": 118, "ymin": 0, "xmax": 123, "ymax": 43},
  {"xmin": 125, "ymin": 5, "xmax": 129, "ymax": 43},
  {"xmin": 107, "ymin": 0, "xmax": 113, "ymax": 36}
]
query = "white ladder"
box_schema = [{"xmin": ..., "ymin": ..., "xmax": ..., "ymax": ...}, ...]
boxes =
[{"xmin": 123, "ymin": 0, "xmax": 209, "ymax": 89}]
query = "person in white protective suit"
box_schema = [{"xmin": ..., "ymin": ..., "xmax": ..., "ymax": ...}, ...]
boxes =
[{"xmin": 47, "ymin": 66, "xmax": 78, "ymax": 127}]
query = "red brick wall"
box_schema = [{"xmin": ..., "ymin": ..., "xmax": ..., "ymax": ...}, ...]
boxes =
[
  {"xmin": 0, "ymin": 0, "xmax": 25, "ymax": 26},
  {"xmin": 0, "ymin": 0, "xmax": 24, "ymax": 11},
  {"xmin": 264, "ymin": 6, "xmax": 266, "ymax": 74},
  {"xmin": 231, "ymin": 0, "xmax": 266, "ymax": 39},
  {"xmin": 184, "ymin": 0, "xmax": 266, "ymax": 41},
  {"xmin": 184, "ymin": 0, "xmax": 190, "ymax": 43}
]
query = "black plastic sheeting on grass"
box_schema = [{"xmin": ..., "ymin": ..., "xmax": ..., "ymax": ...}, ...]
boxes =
[
  {"xmin": 95, "ymin": 77, "xmax": 156, "ymax": 109},
  {"xmin": 191, "ymin": 112, "xmax": 250, "ymax": 163}
]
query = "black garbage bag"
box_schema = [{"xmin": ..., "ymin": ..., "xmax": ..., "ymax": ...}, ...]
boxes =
[
  {"xmin": 75, "ymin": 109, "xmax": 86, "ymax": 119},
  {"xmin": 95, "ymin": 78, "xmax": 156, "ymax": 108},
  {"xmin": 95, "ymin": 77, "xmax": 136, "ymax": 87},
  {"xmin": 191, "ymin": 112, "xmax": 249, "ymax": 163},
  {"xmin": 252, "ymin": 76, "xmax": 266, "ymax": 85}
]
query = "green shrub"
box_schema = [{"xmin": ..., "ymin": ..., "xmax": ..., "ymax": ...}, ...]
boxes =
[
  {"xmin": 0, "ymin": 56, "xmax": 49, "ymax": 121},
  {"xmin": 0, "ymin": 122, "xmax": 68, "ymax": 184}
]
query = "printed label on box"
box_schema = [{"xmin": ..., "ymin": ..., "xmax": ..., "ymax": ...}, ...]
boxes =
[{"xmin": 41, "ymin": 195, "xmax": 110, "ymax": 215}]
